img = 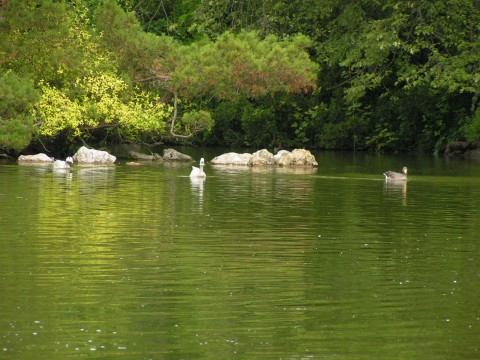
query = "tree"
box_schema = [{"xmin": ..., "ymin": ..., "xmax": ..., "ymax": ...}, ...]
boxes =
[
  {"xmin": 4, "ymin": 0, "xmax": 474, "ymax": 153},
  {"xmin": 0, "ymin": 0, "xmax": 175, "ymax": 150},
  {"xmin": 0, "ymin": 73, "xmax": 39, "ymax": 151},
  {"xmin": 314, "ymin": 0, "xmax": 480, "ymax": 151},
  {"xmin": 34, "ymin": 74, "xmax": 173, "ymax": 142},
  {"xmin": 189, "ymin": 0, "xmax": 479, "ymax": 152},
  {"xmin": 95, "ymin": 1, "xmax": 318, "ymax": 139},
  {"xmin": 117, "ymin": 0, "xmax": 200, "ymax": 40},
  {"xmin": 171, "ymin": 31, "xmax": 317, "ymax": 100}
]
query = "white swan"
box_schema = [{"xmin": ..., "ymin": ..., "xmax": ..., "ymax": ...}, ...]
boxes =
[
  {"xmin": 383, "ymin": 166, "xmax": 407, "ymax": 181},
  {"xmin": 190, "ymin": 158, "xmax": 206, "ymax": 178},
  {"xmin": 53, "ymin": 156, "xmax": 74, "ymax": 169}
]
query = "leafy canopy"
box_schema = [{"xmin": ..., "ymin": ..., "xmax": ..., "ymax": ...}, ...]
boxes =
[{"xmin": 171, "ymin": 31, "xmax": 318, "ymax": 101}]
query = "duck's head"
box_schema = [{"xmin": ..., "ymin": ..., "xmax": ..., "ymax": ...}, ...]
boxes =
[
  {"xmin": 66, "ymin": 156, "xmax": 74, "ymax": 164},
  {"xmin": 402, "ymin": 166, "xmax": 408, "ymax": 175}
]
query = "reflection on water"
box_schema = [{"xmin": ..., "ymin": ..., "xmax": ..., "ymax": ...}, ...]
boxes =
[
  {"xmin": 210, "ymin": 164, "xmax": 318, "ymax": 175},
  {"xmin": 384, "ymin": 180, "xmax": 407, "ymax": 206},
  {"xmin": 190, "ymin": 176, "xmax": 205, "ymax": 209},
  {"xmin": 0, "ymin": 154, "xmax": 479, "ymax": 359}
]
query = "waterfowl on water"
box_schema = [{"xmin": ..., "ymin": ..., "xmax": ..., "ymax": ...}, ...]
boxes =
[
  {"xmin": 190, "ymin": 158, "xmax": 206, "ymax": 178},
  {"xmin": 53, "ymin": 156, "xmax": 74, "ymax": 169},
  {"xmin": 383, "ymin": 166, "xmax": 408, "ymax": 181}
]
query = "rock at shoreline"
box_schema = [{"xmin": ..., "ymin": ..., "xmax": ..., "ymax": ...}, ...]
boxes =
[
  {"xmin": 445, "ymin": 141, "xmax": 480, "ymax": 161},
  {"xmin": 275, "ymin": 149, "xmax": 318, "ymax": 167},
  {"xmin": 109, "ymin": 144, "xmax": 162, "ymax": 161},
  {"xmin": 73, "ymin": 146, "xmax": 116, "ymax": 164},
  {"xmin": 129, "ymin": 150, "xmax": 163, "ymax": 161},
  {"xmin": 249, "ymin": 149, "xmax": 275, "ymax": 166},
  {"xmin": 163, "ymin": 148, "xmax": 194, "ymax": 161},
  {"xmin": 273, "ymin": 150, "xmax": 292, "ymax": 166},
  {"xmin": 18, "ymin": 153, "xmax": 54, "ymax": 163},
  {"xmin": 210, "ymin": 149, "xmax": 318, "ymax": 167},
  {"xmin": 210, "ymin": 152, "xmax": 252, "ymax": 165}
]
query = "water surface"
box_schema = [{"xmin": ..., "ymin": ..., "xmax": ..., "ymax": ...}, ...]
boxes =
[{"xmin": 1, "ymin": 151, "xmax": 479, "ymax": 359}]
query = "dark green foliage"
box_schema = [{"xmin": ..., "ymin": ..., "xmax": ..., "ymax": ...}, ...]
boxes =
[
  {"xmin": 314, "ymin": 0, "xmax": 480, "ymax": 152},
  {"xmin": 117, "ymin": 0, "xmax": 200, "ymax": 41},
  {"xmin": 160, "ymin": 0, "xmax": 478, "ymax": 152},
  {"xmin": 0, "ymin": 0, "xmax": 478, "ymax": 153},
  {"xmin": 465, "ymin": 108, "xmax": 480, "ymax": 141},
  {"xmin": 94, "ymin": 0, "xmax": 177, "ymax": 82},
  {"xmin": 0, "ymin": 73, "xmax": 39, "ymax": 151},
  {"xmin": 208, "ymin": 101, "xmax": 246, "ymax": 147}
]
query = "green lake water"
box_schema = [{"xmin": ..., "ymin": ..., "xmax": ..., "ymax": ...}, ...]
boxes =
[{"xmin": 1, "ymin": 150, "xmax": 479, "ymax": 359}]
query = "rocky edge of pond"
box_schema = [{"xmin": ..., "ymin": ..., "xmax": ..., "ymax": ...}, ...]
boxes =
[
  {"xmin": 18, "ymin": 146, "xmax": 318, "ymax": 167},
  {"xmin": 18, "ymin": 146, "xmax": 116, "ymax": 165},
  {"xmin": 126, "ymin": 147, "xmax": 318, "ymax": 167},
  {"xmin": 444, "ymin": 141, "xmax": 480, "ymax": 160},
  {"xmin": 210, "ymin": 149, "xmax": 318, "ymax": 167},
  {"xmin": 14, "ymin": 141, "xmax": 480, "ymax": 165},
  {"xmin": 17, "ymin": 146, "xmax": 190, "ymax": 165}
]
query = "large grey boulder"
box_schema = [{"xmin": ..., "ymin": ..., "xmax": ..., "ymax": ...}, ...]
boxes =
[
  {"xmin": 108, "ymin": 144, "xmax": 162, "ymax": 161},
  {"xmin": 163, "ymin": 148, "xmax": 194, "ymax": 161},
  {"xmin": 445, "ymin": 141, "xmax": 480, "ymax": 161},
  {"xmin": 18, "ymin": 153, "xmax": 54, "ymax": 163},
  {"xmin": 129, "ymin": 150, "xmax": 163, "ymax": 161},
  {"xmin": 73, "ymin": 146, "xmax": 116, "ymax": 164},
  {"xmin": 248, "ymin": 149, "xmax": 275, "ymax": 166},
  {"xmin": 210, "ymin": 152, "xmax": 252, "ymax": 165},
  {"xmin": 274, "ymin": 149, "xmax": 318, "ymax": 167}
]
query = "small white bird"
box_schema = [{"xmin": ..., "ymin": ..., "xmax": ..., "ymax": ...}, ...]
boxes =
[
  {"xmin": 53, "ymin": 156, "xmax": 74, "ymax": 169},
  {"xmin": 190, "ymin": 158, "xmax": 206, "ymax": 178},
  {"xmin": 383, "ymin": 166, "xmax": 408, "ymax": 181}
]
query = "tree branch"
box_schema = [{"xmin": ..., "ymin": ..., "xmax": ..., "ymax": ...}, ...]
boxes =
[{"xmin": 169, "ymin": 93, "xmax": 193, "ymax": 139}]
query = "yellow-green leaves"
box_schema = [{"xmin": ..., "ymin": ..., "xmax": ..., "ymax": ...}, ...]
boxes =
[
  {"xmin": 35, "ymin": 74, "xmax": 173, "ymax": 140},
  {"xmin": 35, "ymin": 82, "xmax": 84, "ymax": 137},
  {"xmin": 120, "ymin": 89, "xmax": 173, "ymax": 134}
]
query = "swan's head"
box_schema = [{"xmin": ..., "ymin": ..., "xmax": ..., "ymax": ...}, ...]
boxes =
[
  {"xmin": 200, "ymin": 158, "xmax": 205, "ymax": 166},
  {"xmin": 66, "ymin": 156, "xmax": 74, "ymax": 164},
  {"xmin": 402, "ymin": 166, "xmax": 408, "ymax": 175}
]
